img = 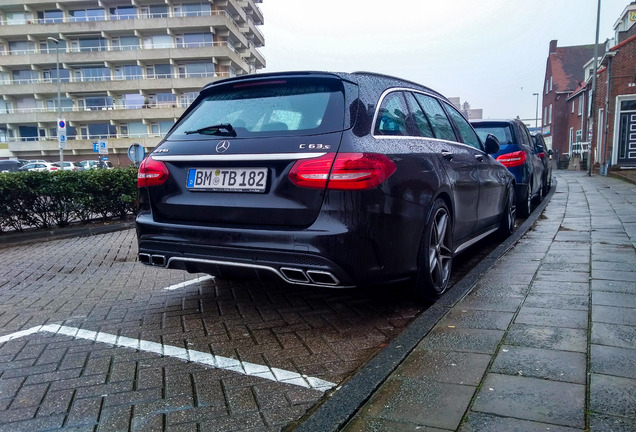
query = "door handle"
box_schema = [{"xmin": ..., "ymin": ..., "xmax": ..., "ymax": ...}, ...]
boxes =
[
  {"xmin": 441, "ymin": 150, "xmax": 453, "ymax": 160},
  {"xmin": 474, "ymin": 154, "xmax": 484, "ymax": 162}
]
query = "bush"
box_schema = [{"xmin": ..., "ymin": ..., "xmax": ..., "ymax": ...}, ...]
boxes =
[{"xmin": 0, "ymin": 167, "xmax": 138, "ymax": 233}]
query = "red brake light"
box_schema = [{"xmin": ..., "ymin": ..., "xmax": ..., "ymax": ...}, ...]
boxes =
[
  {"xmin": 537, "ymin": 152, "xmax": 545, "ymax": 159},
  {"xmin": 289, "ymin": 153, "xmax": 396, "ymax": 190},
  {"xmin": 138, "ymin": 157, "xmax": 169, "ymax": 187},
  {"xmin": 496, "ymin": 151, "xmax": 527, "ymax": 168}
]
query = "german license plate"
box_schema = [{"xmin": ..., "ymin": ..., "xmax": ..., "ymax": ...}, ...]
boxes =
[{"xmin": 186, "ymin": 167, "xmax": 267, "ymax": 192}]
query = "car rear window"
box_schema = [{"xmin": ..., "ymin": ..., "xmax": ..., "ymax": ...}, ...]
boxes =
[
  {"xmin": 473, "ymin": 124, "xmax": 514, "ymax": 145},
  {"xmin": 169, "ymin": 77, "xmax": 346, "ymax": 138}
]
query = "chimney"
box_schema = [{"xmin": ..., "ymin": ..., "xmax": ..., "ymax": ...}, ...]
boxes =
[{"xmin": 549, "ymin": 40, "xmax": 558, "ymax": 55}]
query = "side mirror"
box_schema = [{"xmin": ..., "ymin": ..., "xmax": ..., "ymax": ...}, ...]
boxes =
[
  {"xmin": 548, "ymin": 149, "xmax": 554, "ymax": 155},
  {"xmin": 484, "ymin": 133, "xmax": 500, "ymax": 154},
  {"xmin": 535, "ymin": 144, "xmax": 545, "ymax": 153}
]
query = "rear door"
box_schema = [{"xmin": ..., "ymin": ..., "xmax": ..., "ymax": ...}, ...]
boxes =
[
  {"xmin": 146, "ymin": 75, "xmax": 349, "ymax": 228},
  {"xmin": 411, "ymin": 93, "xmax": 480, "ymax": 242}
]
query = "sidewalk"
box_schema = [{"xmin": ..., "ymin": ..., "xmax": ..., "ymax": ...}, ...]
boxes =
[{"xmin": 297, "ymin": 171, "xmax": 636, "ymax": 432}]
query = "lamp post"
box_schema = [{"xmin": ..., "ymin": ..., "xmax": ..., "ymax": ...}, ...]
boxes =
[
  {"xmin": 533, "ymin": 92, "xmax": 539, "ymax": 130},
  {"xmin": 47, "ymin": 36, "xmax": 63, "ymax": 164}
]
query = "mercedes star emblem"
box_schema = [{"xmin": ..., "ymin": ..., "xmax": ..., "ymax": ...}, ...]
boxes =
[{"xmin": 216, "ymin": 140, "xmax": 230, "ymax": 153}]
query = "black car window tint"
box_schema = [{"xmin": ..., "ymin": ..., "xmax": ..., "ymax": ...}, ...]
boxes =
[
  {"xmin": 404, "ymin": 92, "xmax": 434, "ymax": 138},
  {"xmin": 412, "ymin": 93, "xmax": 456, "ymax": 141},
  {"xmin": 444, "ymin": 103, "xmax": 482, "ymax": 150},
  {"xmin": 374, "ymin": 92, "xmax": 408, "ymax": 136}
]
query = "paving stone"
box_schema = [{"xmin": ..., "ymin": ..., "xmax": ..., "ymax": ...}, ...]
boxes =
[
  {"xmin": 357, "ymin": 378, "xmax": 476, "ymax": 431},
  {"xmin": 437, "ymin": 309, "xmax": 514, "ymax": 331},
  {"xmin": 592, "ymin": 291, "xmax": 636, "ymax": 308},
  {"xmin": 589, "ymin": 374, "xmax": 636, "ymax": 418},
  {"xmin": 459, "ymin": 411, "xmax": 581, "ymax": 432},
  {"xmin": 66, "ymin": 397, "xmax": 102, "ymax": 427},
  {"xmin": 590, "ymin": 344, "xmax": 636, "ymax": 379},
  {"xmin": 343, "ymin": 415, "xmax": 449, "ymax": 432},
  {"xmin": 417, "ymin": 327, "xmax": 504, "ymax": 354},
  {"xmin": 529, "ymin": 280, "xmax": 590, "ymax": 295},
  {"xmin": 588, "ymin": 413, "xmax": 636, "ymax": 432},
  {"xmin": 472, "ymin": 373, "xmax": 585, "ymax": 428},
  {"xmin": 591, "ymin": 279, "xmax": 636, "ymax": 294},
  {"xmin": 591, "ymin": 322, "xmax": 636, "ymax": 349},
  {"xmin": 515, "ymin": 307, "xmax": 588, "ymax": 329},
  {"xmin": 392, "ymin": 349, "xmax": 491, "ymax": 386},
  {"xmin": 490, "ymin": 345, "xmax": 586, "ymax": 383},
  {"xmin": 523, "ymin": 292, "xmax": 589, "ymax": 311},
  {"xmin": 592, "ymin": 305, "xmax": 636, "ymax": 326}
]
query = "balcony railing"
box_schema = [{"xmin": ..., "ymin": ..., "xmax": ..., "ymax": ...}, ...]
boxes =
[{"xmin": 0, "ymin": 71, "xmax": 229, "ymax": 86}]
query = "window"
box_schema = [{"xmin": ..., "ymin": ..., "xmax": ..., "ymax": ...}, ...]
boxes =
[
  {"xmin": 114, "ymin": 65, "xmax": 143, "ymax": 80},
  {"xmin": 44, "ymin": 68, "xmax": 70, "ymax": 83},
  {"xmin": 174, "ymin": 3, "xmax": 211, "ymax": 17},
  {"xmin": 9, "ymin": 41, "xmax": 36, "ymax": 55},
  {"xmin": 140, "ymin": 5, "xmax": 168, "ymax": 18},
  {"xmin": 142, "ymin": 35, "xmax": 172, "ymax": 49},
  {"xmin": 569, "ymin": 128, "xmax": 574, "ymax": 145},
  {"xmin": 82, "ymin": 95, "xmax": 113, "ymax": 110},
  {"xmin": 146, "ymin": 64, "xmax": 172, "ymax": 79},
  {"xmin": 72, "ymin": 37, "xmax": 108, "ymax": 52},
  {"xmin": 112, "ymin": 36, "xmax": 139, "ymax": 51},
  {"xmin": 413, "ymin": 93, "xmax": 456, "ymax": 141},
  {"xmin": 572, "ymin": 101, "xmax": 575, "ymax": 114},
  {"xmin": 110, "ymin": 6, "xmax": 137, "ymax": 20},
  {"xmin": 177, "ymin": 62, "xmax": 215, "ymax": 78},
  {"xmin": 150, "ymin": 121, "xmax": 174, "ymax": 136},
  {"xmin": 69, "ymin": 9, "xmax": 105, "ymax": 22},
  {"xmin": 374, "ymin": 92, "xmax": 408, "ymax": 136},
  {"xmin": 444, "ymin": 103, "xmax": 481, "ymax": 149},
  {"xmin": 545, "ymin": 80, "xmax": 549, "ymax": 95},
  {"xmin": 549, "ymin": 104, "xmax": 552, "ymax": 124},
  {"xmin": 180, "ymin": 92, "xmax": 199, "ymax": 107},
  {"xmin": 5, "ymin": 12, "xmax": 34, "ymax": 25},
  {"xmin": 127, "ymin": 122, "xmax": 147, "ymax": 137},
  {"xmin": 74, "ymin": 67, "xmax": 111, "ymax": 82},
  {"xmin": 118, "ymin": 94, "xmax": 145, "ymax": 109},
  {"xmin": 578, "ymin": 94, "xmax": 584, "ymax": 116},
  {"xmin": 148, "ymin": 93, "xmax": 177, "ymax": 107},
  {"xmin": 175, "ymin": 33, "xmax": 213, "ymax": 48},
  {"xmin": 45, "ymin": 97, "xmax": 73, "ymax": 112},
  {"xmin": 544, "ymin": 107, "xmax": 548, "ymax": 126},
  {"xmin": 549, "ymin": 76, "xmax": 553, "ymax": 91},
  {"xmin": 405, "ymin": 93, "xmax": 434, "ymax": 138},
  {"xmin": 87, "ymin": 123, "xmax": 116, "ymax": 138},
  {"xmin": 12, "ymin": 69, "xmax": 38, "ymax": 84},
  {"xmin": 37, "ymin": 10, "xmax": 63, "ymax": 23},
  {"xmin": 575, "ymin": 129, "xmax": 582, "ymax": 143}
]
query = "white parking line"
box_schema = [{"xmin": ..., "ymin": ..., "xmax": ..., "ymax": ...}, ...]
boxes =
[
  {"xmin": 0, "ymin": 325, "xmax": 336, "ymax": 392},
  {"xmin": 164, "ymin": 275, "xmax": 214, "ymax": 291}
]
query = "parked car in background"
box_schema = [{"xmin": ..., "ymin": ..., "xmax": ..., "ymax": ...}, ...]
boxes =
[
  {"xmin": 79, "ymin": 159, "xmax": 114, "ymax": 170},
  {"xmin": 0, "ymin": 159, "xmax": 24, "ymax": 172},
  {"xmin": 471, "ymin": 119, "xmax": 544, "ymax": 217},
  {"xmin": 136, "ymin": 71, "xmax": 516, "ymax": 302},
  {"xmin": 54, "ymin": 161, "xmax": 82, "ymax": 171},
  {"xmin": 19, "ymin": 162, "xmax": 60, "ymax": 172},
  {"xmin": 531, "ymin": 132, "xmax": 553, "ymax": 195}
]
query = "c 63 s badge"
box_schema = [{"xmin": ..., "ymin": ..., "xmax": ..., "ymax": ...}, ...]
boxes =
[
  {"xmin": 153, "ymin": 148, "xmax": 169, "ymax": 153},
  {"xmin": 299, "ymin": 144, "xmax": 331, "ymax": 150}
]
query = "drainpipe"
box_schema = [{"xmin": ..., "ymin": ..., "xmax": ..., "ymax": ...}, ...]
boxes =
[{"xmin": 601, "ymin": 52, "xmax": 615, "ymax": 175}]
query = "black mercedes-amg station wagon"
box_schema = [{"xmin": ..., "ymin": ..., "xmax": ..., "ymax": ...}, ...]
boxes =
[{"xmin": 136, "ymin": 71, "xmax": 516, "ymax": 301}]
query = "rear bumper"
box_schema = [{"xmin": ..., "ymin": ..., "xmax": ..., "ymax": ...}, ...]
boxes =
[{"xmin": 136, "ymin": 195, "xmax": 425, "ymax": 288}]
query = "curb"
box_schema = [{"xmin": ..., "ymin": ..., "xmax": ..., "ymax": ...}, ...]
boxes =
[
  {"xmin": 0, "ymin": 220, "xmax": 136, "ymax": 249},
  {"xmin": 290, "ymin": 179, "xmax": 557, "ymax": 432}
]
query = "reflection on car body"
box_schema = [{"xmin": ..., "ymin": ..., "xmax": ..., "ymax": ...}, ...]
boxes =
[{"xmin": 136, "ymin": 71, "xmax": 516, "ymax": 301}]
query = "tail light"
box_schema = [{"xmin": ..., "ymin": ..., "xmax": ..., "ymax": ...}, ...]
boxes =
[
  {"xmin": 289, "ymin": 153, "xmax": 396, "ymax": 190},
  {"xmin": 537, "ymin": 152, "xmax": 545, "ymax": 159},
  {"xmin": 496, "ymin": 151, "xmax": 527, "ymax": 168},
  {"xmin": 138, "ymin": 157, "xmax": 169, "ymax": 187}
]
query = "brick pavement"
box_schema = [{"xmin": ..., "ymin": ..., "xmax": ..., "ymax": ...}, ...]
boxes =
[{"xmin": 0, "ymin": 226, "xmax": 425, "ymax": 431}]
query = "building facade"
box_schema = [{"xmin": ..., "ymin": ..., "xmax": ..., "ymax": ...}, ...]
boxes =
[
  {"xmin": 593, "ymin": 2, "xmax": 636, "ymax": 171},
  {"xmin": 0, "ymin": 0, "xmax": 265, "ymax": 165},
  {"xmin": 541, "ymin": 39, "xmax": 600, "ymax": 163}
]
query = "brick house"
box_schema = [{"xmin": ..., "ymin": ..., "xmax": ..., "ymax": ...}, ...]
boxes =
[
  {"xmin": 541, "ymin": 40, "xmax": 601, "ymax": 164},
  {"xmin": 592, "ymin": 6, "xmax": 636, "ymax": 171}
]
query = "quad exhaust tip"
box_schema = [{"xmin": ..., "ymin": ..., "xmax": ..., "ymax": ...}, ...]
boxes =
[
  {"xmin": 281, "ymin": 267, "xmax": 339, "ymax": 286},
  {"xmin": 139, "ymin": 253, "xmax": 167, "ymax": 267}
]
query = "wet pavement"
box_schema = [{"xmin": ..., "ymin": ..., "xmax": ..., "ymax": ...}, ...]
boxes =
[{"xmin": 296, "ymin": 170, "xmax": 636, "ymax": 432}]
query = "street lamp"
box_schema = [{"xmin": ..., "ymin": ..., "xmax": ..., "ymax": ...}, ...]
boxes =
[
  {"xmin": 47, "ymin": 36, "xmax": 63, "ymax": 164},
  {"xmin": 533, "ymin": 92, "xmax": 539, "ymax": 129}
]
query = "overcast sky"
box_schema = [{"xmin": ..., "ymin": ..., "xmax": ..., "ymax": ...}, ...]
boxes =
[{"xmin": 259, "ymin": 0, "xmax": 631, "ymax": 122}]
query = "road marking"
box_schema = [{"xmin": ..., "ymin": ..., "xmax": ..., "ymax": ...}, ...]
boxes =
[
  {"xmin": 164, "ymin": 275, "xmax": 214, "ymax": 291},
  {"xmin": 0, "ymin": 325, "xmax": 336, "ymax": 392}
]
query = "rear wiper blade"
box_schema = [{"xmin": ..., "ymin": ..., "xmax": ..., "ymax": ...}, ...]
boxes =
[{"xmin": 184, "ymin": 123, "xmax": 236, "ymax": 136}]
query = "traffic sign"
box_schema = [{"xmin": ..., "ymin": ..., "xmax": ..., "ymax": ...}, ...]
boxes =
[
  {"xmin": 127, "ymin": 143, "xmax": 145, "ymax": 165},
  {"xmin": 93, "ymin": 142, "xmax": 99, "ymax": 152},
  {"xmin": 57, "ymin": 118, "xmax": 67, "ymax": 149},
  {"xmin": 98, "ymin": 141, "xmax": 108, "ymax": 155}
]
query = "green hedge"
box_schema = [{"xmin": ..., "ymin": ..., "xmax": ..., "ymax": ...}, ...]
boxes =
[{"xmin": 0, "ymin": 167, "xmax": 138, "ymax": 233}]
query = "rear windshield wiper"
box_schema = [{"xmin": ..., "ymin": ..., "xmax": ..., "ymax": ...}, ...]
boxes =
[{"xmin": 184, "ymin": 123, "xmax": 236, "ymax": 136}]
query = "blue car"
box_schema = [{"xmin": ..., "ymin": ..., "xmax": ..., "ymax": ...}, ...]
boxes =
[{"xmin": 471, "ymin": 119, "xmax": 544, "ymax": 217}]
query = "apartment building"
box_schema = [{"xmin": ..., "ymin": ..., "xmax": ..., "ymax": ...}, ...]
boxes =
[{"xmin": 0, "ymin": 0, "xmax": 265, "ymax": 165}]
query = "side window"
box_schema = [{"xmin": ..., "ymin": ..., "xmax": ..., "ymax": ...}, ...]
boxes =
[
  {"xmin": 518, "ymin": 124, "xmax": 532, "ymax": 148},
  {"xmin": 374, "ymin": 92, "xmax": 408, "ymax": 136},
  {"xmin": 404, "ymin": 92, "xmax": 434, "ymax": 138},
  {"xmin": 413, "ymin": 93, "xmax": 456, "ymax": 141},
  {"xmin": 444, "ymin": 103, "xmax": 482, "ymax": 150}
]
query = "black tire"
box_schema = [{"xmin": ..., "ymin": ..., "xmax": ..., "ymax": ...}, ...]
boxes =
[
  {"xmin": 518, "ymin": 183, "xmax": 532, "ymax": 218},
  {"xmin": 498, "ymin": 184, "xmax": 516, "ymax": 239},
  {"xmin": 414, "ymin": 199, "xmax": 453, "ymax": 301}
]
